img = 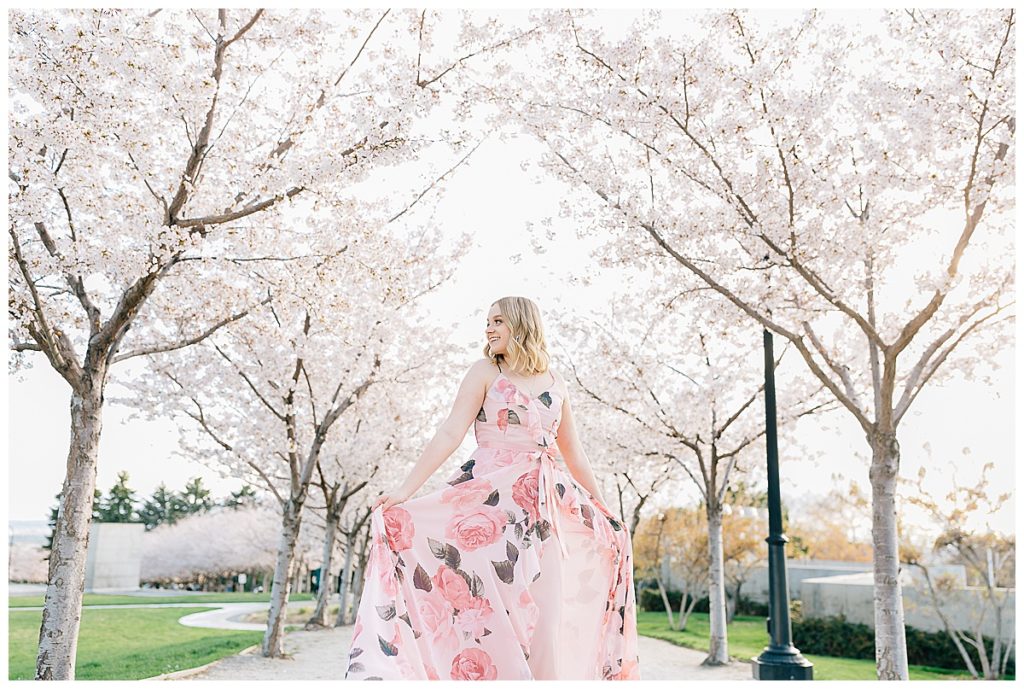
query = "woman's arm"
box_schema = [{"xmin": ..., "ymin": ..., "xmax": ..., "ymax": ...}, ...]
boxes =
[
  {"xmin": 393, "ymin": 360, "xmax": 490, "ymax": 498},
  {"xmin": 553, "ymin": 378, "xmax": 611, "ymax": 509}
]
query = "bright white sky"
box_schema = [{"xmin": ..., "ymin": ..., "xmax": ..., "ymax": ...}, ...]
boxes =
[{"xmin": 5, "ymin": 8, "xmax": 1016, "ymax": 547}]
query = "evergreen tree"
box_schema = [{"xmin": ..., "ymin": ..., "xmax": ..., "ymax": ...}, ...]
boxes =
[
  {"xmin": 138, "ymin": 482, "xmax": 183, "ymax": 531},
  {"xmin": 223, "ymin": 484, "xmax": 259, "ymax": 510},
  {"xmin": 95, "ymin": 471, "xmax": 138, "ymax": 522},
  {"xmin": 176, "ymin": 476, "xmax": 214, "ymax": 515}
]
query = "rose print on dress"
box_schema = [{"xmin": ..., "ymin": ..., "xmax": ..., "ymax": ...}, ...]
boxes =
[
  {"xmin": 445, "ymin": 504, "xmax": 508, "ymax": 552},
  {"xmin": 440, "ymin": 476, "xmax": 495, "ymax": 512},
  {"xmin": 344, "ymin": 368, "xmax": 641, "ymax": 680},
  {"xmin": 450, "ymin": 647, "xmax": 499, "ymax": 680},
  {"xmin": 511, "ymin": 468, "xmax": 541, "ymax": 524},
  {"xmin": 382, "ymin": 506, "xmax": 415, "ymax": 552}
]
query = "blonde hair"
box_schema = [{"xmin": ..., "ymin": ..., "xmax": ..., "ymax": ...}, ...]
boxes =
[{"xmin": 483, "ymin": 296, "xmax": 551, "ymax": 375}]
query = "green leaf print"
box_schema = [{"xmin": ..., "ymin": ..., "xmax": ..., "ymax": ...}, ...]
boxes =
[
  {"xmin": 491, "ymin": 558, "xmax": 515, "ymax": 584},
  {"xmin": 378, "ymin": 635, "xmax": 398, "ymax": 656},
  {"xmin": 413, "ymin": 563, "xmax": 432, "ymax": 591}
]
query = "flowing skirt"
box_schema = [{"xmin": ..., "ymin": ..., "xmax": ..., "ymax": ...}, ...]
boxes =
[{"xmin": 343, "ymin": 443, "xmax": 641, "ymax": 680}]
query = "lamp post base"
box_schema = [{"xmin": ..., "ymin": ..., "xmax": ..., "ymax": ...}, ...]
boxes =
[{"xmin": 751, "ymin": 646, "xmax": 814, "ymax": 680}]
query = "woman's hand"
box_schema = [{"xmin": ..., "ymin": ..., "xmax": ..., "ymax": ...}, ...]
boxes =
[{"xmin": 372, "ymin": 485, "xmax": 414, "ymax": 512}]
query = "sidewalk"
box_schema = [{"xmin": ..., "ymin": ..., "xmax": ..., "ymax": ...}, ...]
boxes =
[
  {"xmin": 158, "ymin": 606, "xmax": 755, "ymax": 681},
  {"xmin": 14, "ymin": 592, "xmax": 754, "ymax": 680}
]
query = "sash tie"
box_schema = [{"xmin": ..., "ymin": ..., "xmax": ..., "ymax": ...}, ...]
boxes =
[
  {"xmin": 477, "ymin": 441, "xmax": 570, "ymax": 560},
  {"xmin": 536, "ymin": 445, "xmax": 571, "ymax": 560}
]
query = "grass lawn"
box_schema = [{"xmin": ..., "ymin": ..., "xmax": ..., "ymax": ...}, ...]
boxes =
[
  {"xmin": 636, "ymin": 610, "xmax": 995, "ymax": 681},
  {"xmin": 9, "ymin": 606, "xmax": 276, "ymax": 680},
  {"xmin": 8, "ymin": 591, "xmax": 316, "ymax": 608}
]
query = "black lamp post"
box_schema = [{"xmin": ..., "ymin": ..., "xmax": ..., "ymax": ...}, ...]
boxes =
[{"xmin": 752, "ymin": 329, "xmax": 813, "ymax": 680}]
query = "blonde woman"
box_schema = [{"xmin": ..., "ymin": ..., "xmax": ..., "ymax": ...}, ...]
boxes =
[{"xmin": 344, "ymin": 296, "xmax": 641, "ymax": 681}]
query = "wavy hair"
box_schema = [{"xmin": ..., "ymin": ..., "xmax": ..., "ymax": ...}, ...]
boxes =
[{"xmin": 482, "ymin": 296, "xmax": 551, "ymax": 375}]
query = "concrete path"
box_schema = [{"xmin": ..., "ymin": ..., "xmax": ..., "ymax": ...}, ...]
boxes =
[
  {"xmin": 155, "ymin": 603, "xmax": 755, "ymax": 681},
  {"xmin": 12, "ymin": 601, "xmax": 270, "ymax": 632},
  {"xmin": 11, "ymin": 591, "xmax": 754, "ymax": 681}
]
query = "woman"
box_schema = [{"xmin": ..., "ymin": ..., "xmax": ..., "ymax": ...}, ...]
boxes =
[{"xmin": 344, "ymin": 296, "xmax": 641, "ymax": 680}]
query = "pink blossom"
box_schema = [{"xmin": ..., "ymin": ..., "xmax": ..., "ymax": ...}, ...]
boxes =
[
  {"xmin": 432, "ymin": 564, "xmax": 474, "ymax": 610},
  {"xmin": 512, "ymin": 469, "xmax": 540, "ymax": 522},
  {"xmin": 491, "ymin": 448, "xmax": 520, "ymax": 468},
  {"xmin": 440, "ymin": 477, "xmax": 494, "ymax": 512},
  {"xmin": 450, "ymin": 647, "xmax": 498, "ymax": 680},
  {"xmin": 383, "ymin": 506, "xmax": 415, "ymax": 552},
  {"xmin": 417, "ymin": 587, "xmax": 454, "ymax": 633},
  {"xmin": 444, "ymin": 504, "xmax": 507, "ymax": 552},
  {"xmin": 455, "ymin": 595, "xmax": 494, "ymax": 638}
]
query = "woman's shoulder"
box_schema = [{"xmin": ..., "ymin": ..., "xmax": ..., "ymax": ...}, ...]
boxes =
[
  {"xmin": 470, "ymin": 358, "xmax": 501, "ymax": 383},
  {"xmin": 472, "ymin": 357, "xmax": 500, "ymax": 373}
]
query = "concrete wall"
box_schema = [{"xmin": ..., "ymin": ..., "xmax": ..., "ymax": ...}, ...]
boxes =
[
  {"xmin": 799, "ymin": 570, "xmax": 1015, "ymax": 639},
  {"xmin": 84, "ymin": 522, "xmax": 145, "ymax": 592},
  {"xmin": 744, "ymin": 559, "xmax": 874, "ymax": 604},
  {"xmin": 743, "ymin": 559, "xmax": 969, "ymax": 604}
]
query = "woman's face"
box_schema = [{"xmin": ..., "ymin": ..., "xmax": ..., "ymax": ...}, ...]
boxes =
[{"xmin": 485, "ymin": 305, "xmax": 510, "ymax": 355}]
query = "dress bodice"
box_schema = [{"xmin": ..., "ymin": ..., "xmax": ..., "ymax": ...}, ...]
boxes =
[{"xmin": 473, "ymin": 369, "xmax": 562, "ymax": 453}]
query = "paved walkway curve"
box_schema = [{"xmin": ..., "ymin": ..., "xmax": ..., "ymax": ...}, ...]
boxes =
[
  {"xmin": 12, "ymin": 602, "xmax": 269, "ymax": 631},
  {"xmin": 13, "ymin": 594, "xmax": 754, "ymax": 681},
  {"xmin": 159, "ymin": 602, "xmax": 754, "ymax": 681}
]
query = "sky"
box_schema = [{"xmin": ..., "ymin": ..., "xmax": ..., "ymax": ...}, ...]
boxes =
[{"xmin": 5, "ymin": 8, "xmax": 1016, "ymax": 548}]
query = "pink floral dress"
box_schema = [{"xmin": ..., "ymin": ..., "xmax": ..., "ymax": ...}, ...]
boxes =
[{"xmin": 343, "ymin": 366, "xmax": 641, "ymax": 680}]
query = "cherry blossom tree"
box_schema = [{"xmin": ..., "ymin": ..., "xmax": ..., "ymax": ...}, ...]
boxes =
[
  {"xmin": 548, "ymin": 284, "xmax": 831, "ymax": 664},
  {"xmin": 336, "ymin": 503, "xmax": 374, "ymax": 627},
  {"xmin": 900, "ymin": 461, "xmax": 1015, "ymax": 679},
  {"xmin": 123, "ymin": 229, "xmax": 466, "ymax": 656},
  {"xmin": 492, "ymin": 8, "xmax": 1014, "ymax": 678},
  {"xmin": 9, "ymin": 544, "xmax": 50, "ymax": 584},
  {"xmin": 302, "ymin": 380, "xmax": 434, "ymax": 628},
  {"xmin": 9, "ymin": 7, "xmax": 534, "ymax": 677},
  {"xmin": 140, "ymin": 504, "xmax": 291, "ymax": 584}
]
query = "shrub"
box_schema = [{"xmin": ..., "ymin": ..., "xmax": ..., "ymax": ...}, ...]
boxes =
[{"xmin": 639, "ymin": 586, "xmax": 1014, "ymax": 676}]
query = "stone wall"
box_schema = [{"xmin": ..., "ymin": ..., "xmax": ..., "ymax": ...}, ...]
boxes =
[{"xmin": 84, "ymin": 522, "xmax": 145, "ymax": 591}]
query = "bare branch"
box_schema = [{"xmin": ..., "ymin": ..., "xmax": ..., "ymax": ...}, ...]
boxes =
[
  {"xmin": 388, "ymin": 132, "xmax": 491, "ymax": 224},
  {"xmin": 894, "ymin": 307, "xmax": 1014, "ymax": 426},
  {"xmin": 111, "ymin": 293, "xmax": 273, "ymax": 364},
  {"xmin": 212, "ymin": 341, "xmax": 286, "ymax": 421},
  {"xmin": 802, "ymin": 320, "xmax": 865, "ymax": 411}
]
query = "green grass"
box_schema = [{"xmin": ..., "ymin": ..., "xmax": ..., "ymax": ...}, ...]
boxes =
[
  {"xmin": 8, "ymin": 591, "xmax": 316, "ymax": 608},
  {"xmin": 636, "ymin": 610, "xmax": 998, "ymax": 680},
  {"xmin": 9, "ymin": 606, "xmax": 265, "ymax": 680}
]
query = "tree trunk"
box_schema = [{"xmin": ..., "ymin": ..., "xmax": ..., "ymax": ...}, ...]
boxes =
[
  {"xmin": 703, "ymin": 504, "xmax": 729, "ymax": 665},
  {"xmin": 36, "ymin": 384, "xmax": 104, "ymax": 680},
  {"xmin": 676, "ymin": 588, "xmax": 700, "ymax": 631},
  {"xmin": 262, "ymin": 503, "xmax": 303, "ymax": 657},
  {"xmin": 655, "ymin": 575, "xmax": 675, "ymax": 629},
  {"xmin": 726, "ymin": 581, "xmax": 742, "ymax": 623},
  {"xmin": 307, "ymin": 511, "xmax": 339, "ymax": 629},
  {"xmin": 349, "ymin": 525, "xmax": 371, "ymax": 620},
  {"xmin": 291, "ymin": 558, "xmax": 301, "ymax": 595},
  {"xmin": 868, "ymin": 429, "xmax": 910, "ymax": 680},
  {"xmin": 335, "ymin": 530, "xmax": 356, "ymax": 627}
]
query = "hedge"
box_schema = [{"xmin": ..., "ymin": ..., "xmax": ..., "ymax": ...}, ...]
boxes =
[{"xmin": 638, "ymin": 585, "xmax": 1014, "ymax": 675}]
